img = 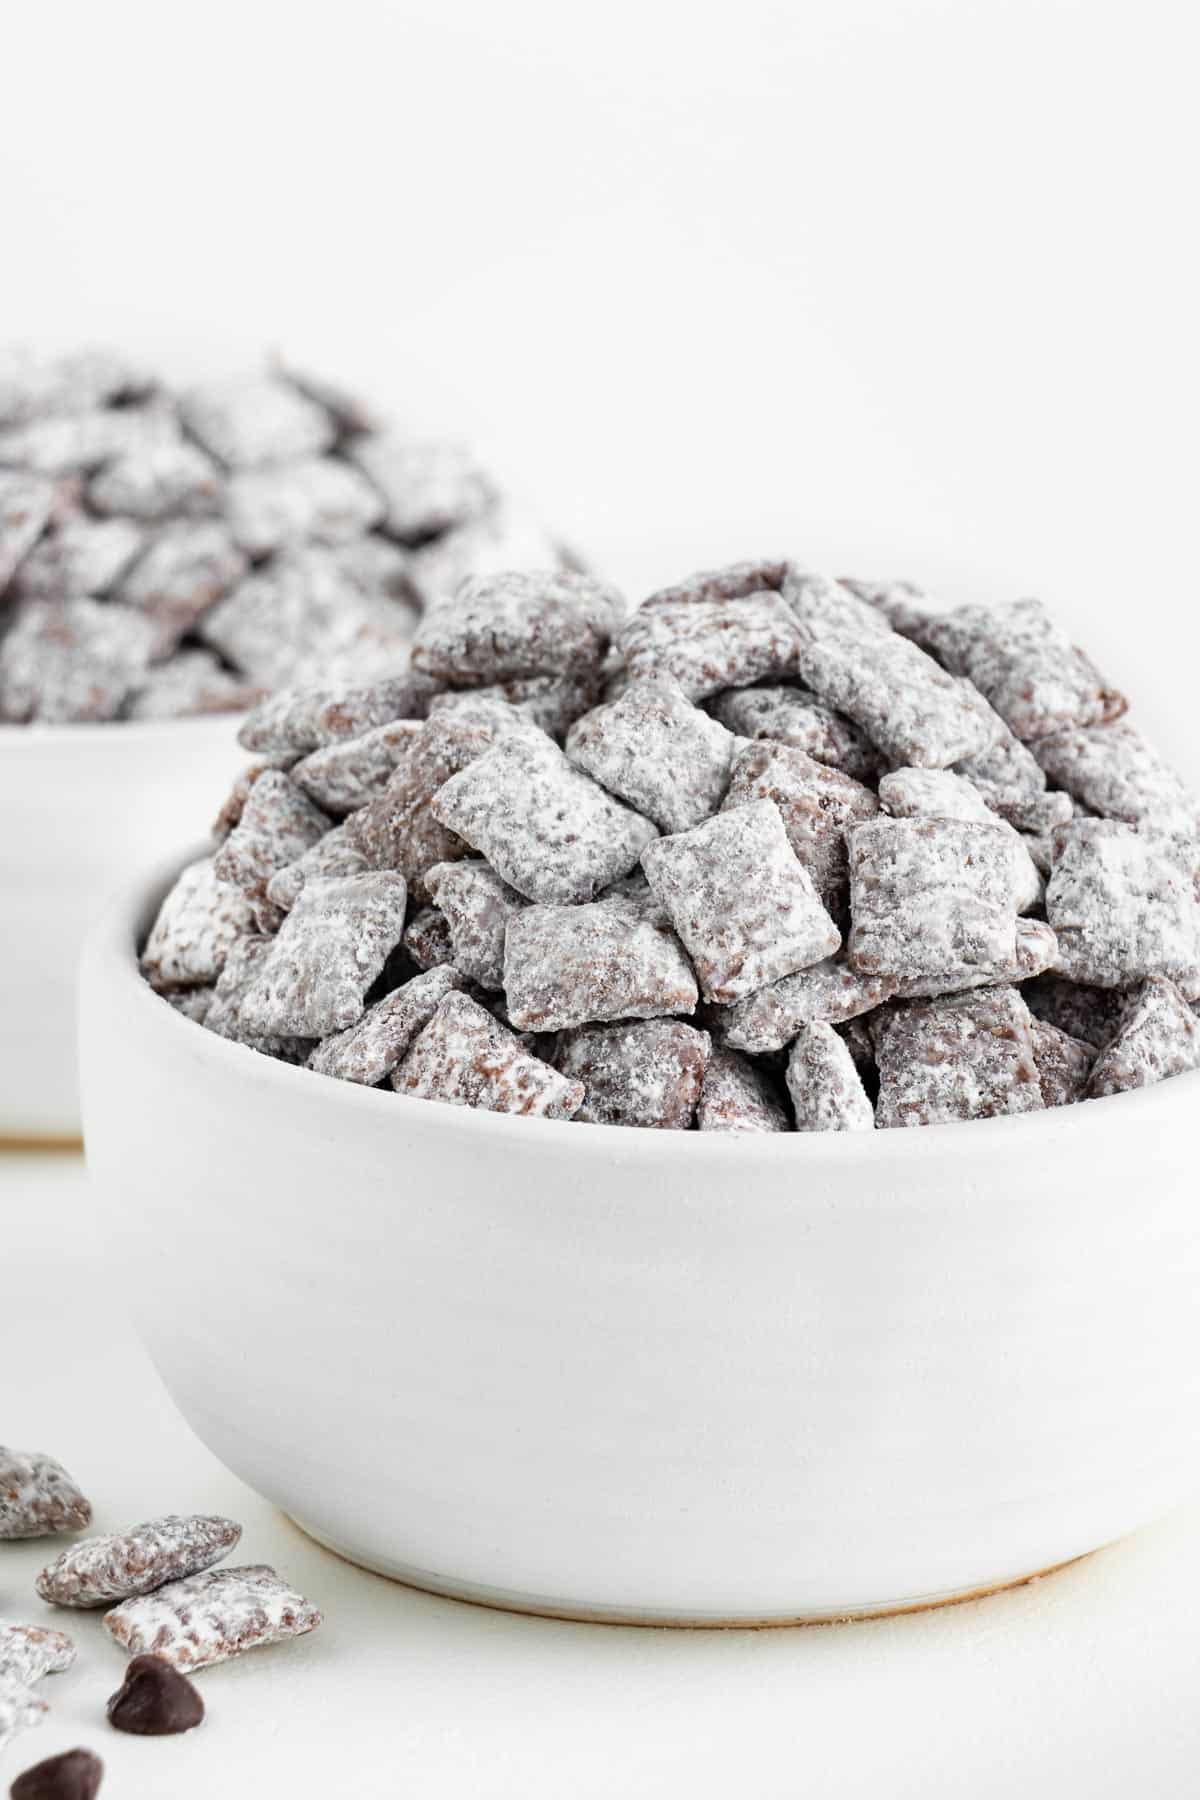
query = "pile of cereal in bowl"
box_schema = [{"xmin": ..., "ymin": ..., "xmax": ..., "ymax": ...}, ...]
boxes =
[
  {"xmin": 139, "ymin": 560, "xmax": 1200, "ymax": 1131},
  {"xmin": 0, "ymin": 345, "xmax": 569, "ymax": 723}
]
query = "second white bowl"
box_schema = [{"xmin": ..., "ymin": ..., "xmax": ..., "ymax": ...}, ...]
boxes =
[{"xmin": 1, "ymin": 717, "xmax": 245, "ymax": 1141}]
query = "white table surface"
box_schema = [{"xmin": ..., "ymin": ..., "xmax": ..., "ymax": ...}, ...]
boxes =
[{"xmin": 3, "ymin": 1151, "xmax": 1199, "ymax": 1799}]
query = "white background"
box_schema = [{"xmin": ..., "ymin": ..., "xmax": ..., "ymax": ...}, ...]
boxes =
[{"xmin": 4, "ymin": 1, "xmax": 1200, "ymax": 1794}]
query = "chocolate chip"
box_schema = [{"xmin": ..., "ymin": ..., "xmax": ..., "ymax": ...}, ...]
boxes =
[
  {"xmin": 9, "ymin": 1748, "xmax": 103, "ymax": 1800},
  {"xmin": 106, "ymin": 1654, "xmax": 204, "ymax": 1736}
]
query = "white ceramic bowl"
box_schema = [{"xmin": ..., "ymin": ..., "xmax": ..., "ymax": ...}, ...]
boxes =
[
  {"xmin": 80, "ymin": 854, "xmax": 1200, "ymax": 1625},
  {"xmin": 2, "ymin": 719, "xmax": 245, "ymax": 1141}
]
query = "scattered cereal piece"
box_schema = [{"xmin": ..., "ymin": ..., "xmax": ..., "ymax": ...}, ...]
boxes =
[
  {"xmin": 785, "ymin": 575, "xmax": 995, "ymax": 768},
  {"xmin": 88, "ymin": 438, "xmax": 222, "ymax": 520},
  {"xmin": 118, "ymin": 521, "xmax": 247, "ymax": 653},
  {"xmin": 1031, "ymin": 1018, "xmax": 1095, "ymax": 1108},
  {"xmin": 393, "ymin": 991, "xmax": 584, "ymax": 1118},
  {"xmin": 721, "ymin": 958, "xmax": 898, "ymax": 1054},
  {"xmin": 565, "ymin": 672, "xmax": 738, "ymax": 833},
  {"xmin": 107, "ymin": 1654, "xmax": 204, "ymax": 1737},
  {"xmin": 846, "ymin": 817, "xmax": 1022, "ymax": 996},
  {"xmin": 238, "ymin": 871, "xmax": 408, "ymax": 1038},
  {"xmin": 346, "ymin": 436, "xmax": 495, "ymax": 542},
  {"xmin": 1087, "ymin": 977, "xmax": 1200, "ymax": 1098},
  {"xmin": 36, "ymin": 1515, "xmax": 242, "ymax": 1609},
  {"xmin": 0, "ymin": 597, "xmax": 158, "ymax": 722},
  {"xmin": 212, "ymin": 770, "xmax": 331, "ymax": 929},
  {"xmin": 697, "ymin": 1046, "xmax": 790, "ymax": 1132},
  {"xmin": 618, "ymin": 586, "xmax": 803, "ymax": 701},
  {"xmin": 0, "ymin": 1691, "xmax": 49, "ymax": 1767},
  {"xmin": 180, "ymin": 375, "xmax": 335, "ymax": 470},
  {"xmin": 9, "ymin": 1747, "xmax": 103, "ymax": 1800},
  {"xmin": 0, "ymin": 471, "xmax": 56, "ymax": 591},
  {"xmin": 291, "ymin": 719, "xmax": 422, "ymax": 814},
  {"xmin": 874, "ymin": 986, "xmax": 1044, "ymax": 1128},
  {"xmin": 925, "ymin": 597, "xmax": 1126, "ymax": 741},
  {"xmin": 722, "ymin": 741, "xmax": 879, "ymax": 919},
  {"xmin": 1022, "ymin": 972, "xmax": 1121, "ymax": 1049},
  {"xmin": 706, "ymin": 682, "xmax": 882, "ymax": 782},
  {"xmin": 402, "ymin": 905, "xmax": 454, "ymax": 971},
  {"xmin": 0, "ymin": 1627, "xmax": 76, "ymax": 1688},
  {"xmin": 786, "ymin": 1021, "xmax": 875, "ymax": 1132},
  {"xmin": 878, "ymin": 765, "xmax": 1043, "ymax": 911},
  {"xmin": 308, "ymin": 966, "xmax": 466, "ymax": 1085},
  {"xmin": 555, "ymin": 1018, "xmax": 712, "ymax": 1128},
  {"xmin": 104, "ymin": 1564, "xmax": 322, "ymax": 1672},
  {"xmin": 426, "ymin": 860, "xmax": 528, "ymax": 989},
  {"xmin": 433, "ymin": 733, "xmax": 658, "ymax": 904},
  {"xmin": 1033, "ymin": 721, "xmax": 1199, "ymax": 830},
  {"xmin": 504, "ymin": 889, "xmax": 698, "ymax": 1030},
  {"xmin": 140, "ymin": 856, "xmax": 255, "ymax": 990},
  {"xmin": 1045, "ymin": 819, "xmax": 1200, "ymax": 989},
  {"xmin": 13, "ymin": 513, "xmax": 146, "ymax": 601},
  {"xmin": 413, "ymin": 569, "xmax": 623, "ymax": 684},
  {"xmin": 642, "ymin": 799, "xmax": 841, "ymax": 1003},
  {"xmin": 0, "ymin": 1449, "xmax": 91, "ymax": 1540}
]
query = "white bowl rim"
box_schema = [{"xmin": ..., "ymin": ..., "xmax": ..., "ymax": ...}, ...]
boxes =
[{"xmin": 90, "ymin": 847, "xmax": 1200, "ymax": 1169}]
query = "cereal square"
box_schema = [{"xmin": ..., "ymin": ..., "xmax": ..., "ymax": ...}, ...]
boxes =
[
  {"xmin": 125, "ymin": 651, "xmax": 264, "ymax": 721},
  {"xmin": 308, "ymin": 966, "xmax": 466, "ymax": 1085},
  {"xmin": 1033, "ymin": 720, "xmax": 1199, "ymax": 830},
  {"xmin": 0, "ymin": 1447, "xmax": 92, "ymax": 1540},
  {"xmin": 180, "ymin": 375, "xmax": 335, "ymax": 468},
  {"xmin": 36, "ymin": 1514, "xmax": 242, "ymax": 1608},
  {"xmin": 237, "ymin": 672, "xmax": 435, "ymax": 762},
  {"xmin": 555, "ymin": 1018, "xmax": 711, "ymax": 1128},
  {"xmin": 118, "ymin": 521, "xmax": 248, "ymax": 653},
  {"xmin": 722, "ymin": 741, "xmax": 879, "ymax": 919},
  {"xmin": 1087, "ymin": 977, "xmax": 1200, "ymax": 1098},
  {"xmin": 432, "ymin": 733, "xmax": 658, "ymax": 904},
  {"xmin": 706, "ymin": 683, "xmax": 882, "ymax": 782},
  {"xmin": 874, "ymin": 986, "xmax": 1044, "ymax": 1128},
  {"xmin": 0, "ymin": 470, "xmax": 56, "ymax": 589},
  {"xmin": 140, "ymin": 856, "xmax": 255, "ymax": 990},
  {"xmin": 785, "ymin": 1021, "xmax": 875, "ymax": 1131},
  {"xmin": 226, "ymin": 455, "xmax": 384, "ymax": 556},
  {"xmin": 201, "ymin": 546, "xmax": 413, "ymax": 686},
  {"xmin": 291, "ymin": 719, "xmax": 422, "ymax": 814},
  {"xmin": 104, "ymin": 1564, "xmax": 322, "ymax": 1671},
  {"xmin": 265, "ymin": 821, "xmax": 369, "ymax": 913},
  {"xmin": 88, "ymin": 437, "xmax": 222, "ymax": 520},
  {"xmin": 405, "ymin": 505, "xmax": 566, "ymax": 608},
  {"xmin": 722, "ymin": 958, "xmax": 898, "ymax": 1054},
  {"xmin": 878, "ymin": 766, "xmax": 1042, "ymax": 911},
  {"xmin": 1021, "ymin": 972, "xmax": 1122, "ymax": 1049},
  {"xmin": 925, "ymin": 597, "xmax": 1126, "ymax": 742},
  {"xmin": 503, "ymin": 889, "xmax": 698, "ymax": 1030},
  {"xmin": 393, "ymin": 991, "xmax": 584, "ymax": 1118},
  {"xmin": 412, "ymin": 569, "xmax": 623, "ymax": 683},
  {"xmin": 785, "ymin": 575, "xmax": 995, "ymax": 767},
  {"xmin": 237, "ymin": 871, "xmax": 409, "ymax": 1038},
  {"xmin": 696, "ymin": 1047, "xmax": 790, "ymax": 1132},
  {"xmin": 641, "ymin": 799, "xmax": 841, "ymax": 1003},
  {"xmin": 212, "ymin": 770, "xmax": 331, "ymax": 929},
  {"xmin": 1031, "ymin": 1018, "xmax": 1095, "ymax": 1108},
  {"xmin": 13, "ymin": 513, "xmax": 145, "ymax": 601},
  {"xmin": 345, "ymin": 436, "xmax": 495, "ymax": 542},
  {"xmin": 0, "ymin": 597, "xmax": 156, "ymax": 722},
  {"xmin": 565, "ymin": 672, "xmax": 738, "ymax": 833},
  {"xmin": 426, "ymin": 860, "xmax": 529, "ymax": 989},
  {"xmin": 1044, "ymin": 819, "xmax": 1200, "ymax": 989},
  {"xmin": 617, "ymin": 589, "xmax": 804, "ymax": 701},
  {"xmin": 846, "ymin": 817, "xmax": 1022, "ymax": 995}
]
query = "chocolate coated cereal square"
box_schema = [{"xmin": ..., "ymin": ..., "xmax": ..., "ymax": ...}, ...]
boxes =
[
  {"xmin": 696, "ymin": 1046, "xmax": 790, "ymax": 1132},
  {"xmin": 785, "ymin": 1021, "xmax": 875, "ymax": 1132},
  {"xmin": 555, "ymin": 1018, "xmax": 711, "ymax": 1128},
  {"xmin": 504, "ymin": 889, "xmax": 698, "ymax": 1030},
  {"xmin": 412, "ymin": 569, "xmax": 623, "ymax": 684},
  {"xmin": 566, "ymin": 672, "xmax": 738, "ymax": 833},
  {"xmin": 1044, "ymin": 819, "xmax": 1200, "ymax": 989},
  {"xmin": 641, "ymin": 799, "xmax": 841, "ymax": 1003},
  {"xmin": 238, "ymin": 870, "xmax": 409, "ymax": 1038},
  {"xmin": 393, "ymin": 991, "xmax": 584, "ymax": 1118},
  {"xmin": 1087, "ymin": 977, "xmax": 1200, "ymax": 1098}
]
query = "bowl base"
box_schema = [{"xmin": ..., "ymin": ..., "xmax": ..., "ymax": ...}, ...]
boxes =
[{"xmin": 287, "ymin": 1514, "xmax": 1089, "ymax": 1629}]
